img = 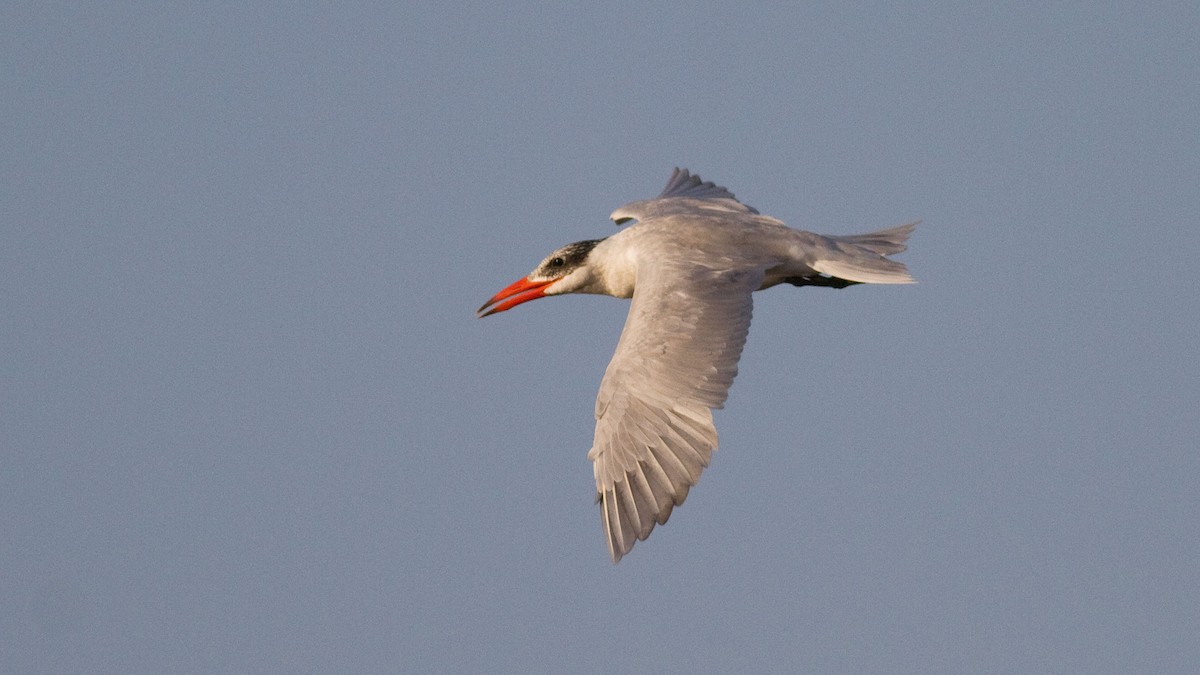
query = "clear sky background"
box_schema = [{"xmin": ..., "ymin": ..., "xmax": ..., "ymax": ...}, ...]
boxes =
[{"xmin": 3, "ymin": 3, "xmax": 1198, "ymax": 673}]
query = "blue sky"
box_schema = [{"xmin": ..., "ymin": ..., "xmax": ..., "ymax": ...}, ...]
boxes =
[{"xmin": 3, "ymin": 3, "xmax": 1198, "ymax": 672}]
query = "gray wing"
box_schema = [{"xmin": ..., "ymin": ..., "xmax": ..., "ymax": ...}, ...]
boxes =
[
  {"xmin": 610, "ymin": 168, "xmax": 760, "ymax": 225},
  {"xmin": 657, "ymin": 168, "xmax": 759, "ymax": 213},
  {"xmin": 588, "ymin": 261, "xmax": 765, "ymax": 562}
]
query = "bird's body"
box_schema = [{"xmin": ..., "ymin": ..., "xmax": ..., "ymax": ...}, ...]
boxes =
[{"xmin": 479, "ymin": 169, "xmax": 915, "ymax": 562}]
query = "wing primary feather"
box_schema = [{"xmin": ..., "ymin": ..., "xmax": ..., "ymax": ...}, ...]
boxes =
[
  {"xmin": 671, "ymin": 405, "xmax": 720, "ymax": 446},
  {"xmin": 600, "ymin": 490, "xmax": 619, "ymax": 562},
  {"xmin": 615, "ymin": 479, "xmax": 642, "ymax": 539},
  {"xmin": 635, "ymin": 403, "xmax": 712, "ymax": 476},
  {"xmin": 661, "ymin": 415, "xmax": 715, "ymax": 472},
  {"xmin": 628, "ymin": 462, "xmax": 661, "ymax": 535},
  {"xmin": 672, "ymin": 411, "xmax": 718, "ymax": 455},
  {"xmin": 646, "ymin": 445, "xmax": 697, "ymax": 509},
  {"xmin": 638, "ymin": 456, "xmax": 677, "ymax": 512},
  {"xmin": 646, "ymin": 444, "xmax": 693, "ymax": 497},
  {"xmin": 616, "ymin": 489, "xmax": 637, "ymax": 555}
]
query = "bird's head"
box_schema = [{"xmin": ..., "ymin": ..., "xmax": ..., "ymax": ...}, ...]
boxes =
[{"xmin": 477, "ymin": 239, "xmax": 604, "ymax": 317}]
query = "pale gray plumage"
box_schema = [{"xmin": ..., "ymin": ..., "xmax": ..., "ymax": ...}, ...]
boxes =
[
  {"xmin": 477, "ymin": 168, "xmax": 916, "ymax": 563},
  {"xmin": 590, "ymin": 262, "xmax": 762, "ymax": 560}
]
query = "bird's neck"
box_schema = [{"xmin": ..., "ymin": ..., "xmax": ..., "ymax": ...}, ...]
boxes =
[{"xmin": 586, "ymin": 237, "xmax": 638, "ymax": 298}]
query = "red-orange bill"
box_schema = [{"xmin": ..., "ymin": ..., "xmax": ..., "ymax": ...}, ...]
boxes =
[{"xmin": 477, "ymin": 277, "xmax": 554, "ymax": 317}]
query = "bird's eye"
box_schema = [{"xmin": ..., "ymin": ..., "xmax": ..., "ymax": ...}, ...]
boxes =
[{"xmin": 549, "ymin": 257, "xmax": 565, "ymax": 267}]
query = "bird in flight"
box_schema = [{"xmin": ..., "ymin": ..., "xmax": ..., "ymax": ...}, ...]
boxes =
[{"xmin": 478, "ymin": 168, "xmax": 916, "ymax": 562}]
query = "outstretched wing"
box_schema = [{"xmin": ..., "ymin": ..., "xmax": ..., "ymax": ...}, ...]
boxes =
[
  {"xmin": 611, "ymin": 168, "xmax": 760, "ymax": 225},
  {"xmin": 589, "ymin": 260, "xmax": 764, "ymax": 562},
  {"xmin": 656, "ymin": 168, "xmax": 759, "ymax": 213}
]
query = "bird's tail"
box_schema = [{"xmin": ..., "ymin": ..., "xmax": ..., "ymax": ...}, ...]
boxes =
[
  {"xmin": 828, "ymin": 221, "xmax": 916, "ymax": 256},
  {"xmin": 811, "ymin": 221, "xmax": 918, "ymax": 284}
]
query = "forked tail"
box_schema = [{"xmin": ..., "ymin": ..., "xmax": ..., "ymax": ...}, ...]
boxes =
[{"xmin": 810, "ymin": 221, "xmax": 918, "ymax": 285}]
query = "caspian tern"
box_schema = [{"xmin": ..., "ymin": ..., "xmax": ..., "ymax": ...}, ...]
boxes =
[{"xmin": 478, "ymin": 168, "xmax": 916, "ymax": 563}]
